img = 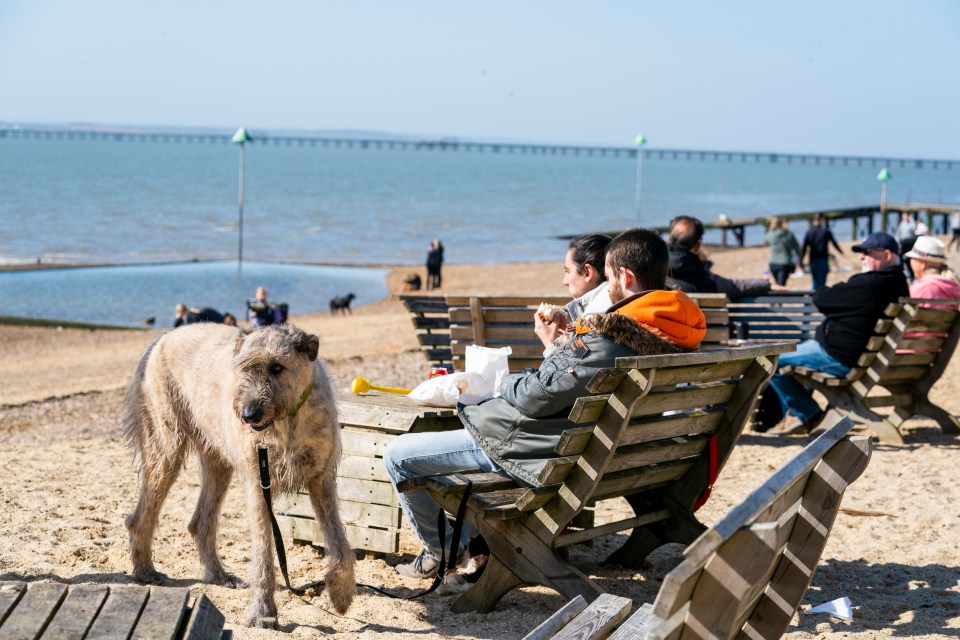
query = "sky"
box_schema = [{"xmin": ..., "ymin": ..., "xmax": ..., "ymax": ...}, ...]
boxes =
[{"xmin": 1, "ymin": 1, "xmax": 958, "ymax": 159}]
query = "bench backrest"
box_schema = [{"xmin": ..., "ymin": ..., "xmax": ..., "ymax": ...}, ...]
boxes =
[
  {"xmin": 831, "ymin": 297, "xmax": 960, "ymax": 393},
  {"xmin": 401, "ymin": 292, "xmax": 731, "ymax": 373},
  {"xmin": 647, "ymin": 418, "xmax": 870, "ymax": 640},
  {"xmin": 523, "ymin": 343, "xmax": 795, "ymax": 545},
  {"xmin": 726, "ymin": 291, "xmax": 823, "ymax": 343},
  {"xmin": 398, "ymin": 294, "xmax": 454, "ymax": 364},
  {"xmin": 522, "ymin": 418, "xmax": 872, "ymax": 640}
]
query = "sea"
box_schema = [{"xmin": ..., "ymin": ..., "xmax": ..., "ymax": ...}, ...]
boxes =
[{"xmin": 1, "ymin": 133, "xmax": 958, "ymax": 326}]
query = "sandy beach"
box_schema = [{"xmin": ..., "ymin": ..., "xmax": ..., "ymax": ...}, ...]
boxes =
[{"xmin": 2, "ymin": 244, "xmax": 959, "ymax": 639}]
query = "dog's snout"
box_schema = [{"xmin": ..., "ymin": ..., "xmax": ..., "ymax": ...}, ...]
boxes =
[{"xmin": 242, "ymin": 405, "xmax": 264, "ymax": 424}]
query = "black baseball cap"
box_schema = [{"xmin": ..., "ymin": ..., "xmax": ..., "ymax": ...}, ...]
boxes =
[{"xmin": 852, "ymin": 232, "xmax": 899, "ymax": 254}]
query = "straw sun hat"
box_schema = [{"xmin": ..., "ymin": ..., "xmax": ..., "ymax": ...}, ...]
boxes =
[{"xmin": 904, "ymin": 236, "xmax": 948, "ymax": 264}]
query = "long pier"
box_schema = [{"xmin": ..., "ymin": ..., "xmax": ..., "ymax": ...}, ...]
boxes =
[
  {"xmin": 1, "ymin": 126, "xmax": 957, "ymax": 170},
  {"xmin": 637, "ymin": 204, "xmax": 960, "ymax": 248}
]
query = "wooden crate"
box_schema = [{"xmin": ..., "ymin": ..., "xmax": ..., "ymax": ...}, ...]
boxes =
[{"xmin": 274, "ymin": 393, "xmax": 462, "ymax": 557}]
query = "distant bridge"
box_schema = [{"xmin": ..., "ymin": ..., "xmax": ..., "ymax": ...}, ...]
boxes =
[{"xmin": 1, "ymin": 126, "xmax": 957, "ymax": 170}]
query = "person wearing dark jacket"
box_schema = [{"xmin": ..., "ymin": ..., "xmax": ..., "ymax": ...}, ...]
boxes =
[
  {"xmin": 768, "ymin": 231, "xmax": 909, "ymax": 435},
  {"xmin": 800, "ymin": 213, "xmax": 844, "ymax": 290},
  {"xmin": 383, "ymin": 228, "xmax": 707, "ymax": 579},
  {"xmin": 666, "ymin": 216, "xmax": 784, "ymax": 298}
]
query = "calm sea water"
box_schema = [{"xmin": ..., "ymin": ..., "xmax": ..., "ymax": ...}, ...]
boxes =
[
  {"xmin": 3, "ymin": 136, "xmax": 958, "ymax": 266},
  {"xmin": 0, "ymin": 136, "xmax": 957, "ymax": 325},
  {"xmin": 0, "ymin": 261, "xmax": 388, "ymax": 328}
]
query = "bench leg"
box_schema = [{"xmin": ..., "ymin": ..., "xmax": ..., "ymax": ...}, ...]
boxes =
[
  {"xmin": 820, "ymin": 390, "xmax": 905, "ymax": 444},
  {"xmin": 451, "ymin": 555, "xmax": 522, "ymax": 614},
  {"xmin": 914, "ymin": 398, "xmax": 960, "ymax": 435},
  {"xmin": 604, "ymin": 495, "xmax": 706, "ymax": 569}
]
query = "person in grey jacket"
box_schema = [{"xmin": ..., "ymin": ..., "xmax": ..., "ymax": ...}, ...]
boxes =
[
  {"xmin": 667, "ymin": 216, "xmax": 787, "ymax": 298},
  {"xmin": 384, "ymin": 228, "xmax": 707, "ymax": 579},
  {"xmin": 765, "ymin": 217, "xmax": 801, "ymax": 286}
]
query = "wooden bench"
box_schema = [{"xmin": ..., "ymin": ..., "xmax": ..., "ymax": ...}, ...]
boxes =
[
  {"xmin": 726, "ymin": 291, "xmax": 823, "ymax": 343},
  {"xmin": 522, "ymin": 416, "xmax": 871, "ymax": 640},
  {"xmin": 397, "ymin": 342, "xmax": 794, "ymax": 613},
  {"xmin": 398, "ymin": 294, "xmax": 455, "ymax": 366},
  {"xmin": 782, "ymin": 297, "xmax": 960, "ymax": 443},
  {"xmin": 274, "ymin": 393, "xmax": 462, "ymax": 557},
  {"xmin": 0, "ymin": 583, "xmax": 229, "ymax": 639},
  {"xmin": 400, "ymin": 292, "xmax": 730, "ymax": 373}
]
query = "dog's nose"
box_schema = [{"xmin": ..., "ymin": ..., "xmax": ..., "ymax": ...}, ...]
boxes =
[{"xmin": 242, "ymin": 405, "xmax": 264, "ymax": 424}]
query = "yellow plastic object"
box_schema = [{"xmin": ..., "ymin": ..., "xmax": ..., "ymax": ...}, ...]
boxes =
[{"xmin": 351, "ymin": 377, "xmax": 412, "ymax": 396}]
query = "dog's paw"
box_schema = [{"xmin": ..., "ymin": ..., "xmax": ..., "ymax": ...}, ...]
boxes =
[
  {"xmin": 244, "ymin": 602, "xmax": 278, "ymax": 628},
  {"xmin": 133, "ymin": 570, "xmax": 174, "ymax": 586},
  {"xmin": 245, "ymin": 614, "xmax": 278, "ymax": 629},
  {"xmin": 324, "ymin": 567, "xmax": 356, "ymax": 614},
  {"xmin": 207, "ymin": 570, "xmax": 247, "ymax": 589}
]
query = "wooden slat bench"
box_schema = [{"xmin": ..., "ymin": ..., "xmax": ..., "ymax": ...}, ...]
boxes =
[
  {"xmin": 0, "ymin": 583, "xmax": 229, "ymax": 639},
  {"xmin": 397, "ymin": 342, "xmax": 794, "ymax": 613},
  {"xmin": 398, "ymin": 294, "xmax": 455, "ymax": 366},
  {"xmin": 401, "ymin": 292, "xmax": 730, "ymax": 373},
  {"xmin": 782, "ymin": 297, "xmax": 960, "ymax": 443},
  {"xmin": 522, "ymin": 416, "xmax": 871, "ymax": 640},
  {"xmin": 274, "ymin": 393, "xmax": 462, "ymax": 557},
  {"xmin": 726, "ymin": 291, "xmax": 823, "ymax": 343}
]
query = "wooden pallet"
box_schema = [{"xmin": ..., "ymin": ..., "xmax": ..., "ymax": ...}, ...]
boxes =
[
  {"xmin": 0, "ymin": 583, "xmax": 229, "ymax": 639},
  {"xmin": 274, "ymin": 392, "xmax": 462, "ymax": 557}
]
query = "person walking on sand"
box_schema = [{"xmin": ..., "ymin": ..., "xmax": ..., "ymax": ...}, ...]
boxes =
[
  {"xmin": 949, "ymin": 211, "xmax": 960, "ymax": 253},
  {"xmin": 426, "ymin": 239, "xmax": 444, "ymax": 290},
  {"xmin": 801, "ymin": 213, "xmax": 844, "ymax": 291},
  {"xmin": 765, "ymin": 217, "xmax": 801, "ymax": 286}
]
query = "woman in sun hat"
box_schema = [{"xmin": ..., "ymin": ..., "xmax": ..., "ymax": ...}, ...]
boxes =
[{"xmin": 905, "ymin": 236, "xmax": 960, "ymax": 303}]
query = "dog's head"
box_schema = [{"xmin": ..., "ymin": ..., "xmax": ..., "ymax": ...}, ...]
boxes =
[{"xmin": 231, "ymin": 324, "xmax": 320, "ymax": 433}]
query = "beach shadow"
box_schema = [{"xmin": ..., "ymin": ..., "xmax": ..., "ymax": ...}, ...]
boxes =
[{"xmin": 798, "ymin": 558, "xmax": 960, "ymax": 637}]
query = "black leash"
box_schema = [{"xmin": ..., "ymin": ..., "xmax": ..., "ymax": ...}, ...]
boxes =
[{"xmin": 257, "ymin": 444, "xmax": 472, "ymax": 601}]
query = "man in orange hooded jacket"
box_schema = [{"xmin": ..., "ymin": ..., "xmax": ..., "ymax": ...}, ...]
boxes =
[{"xmin": 384, "ymin": 228, "xmax": 707, "ymax": 579}]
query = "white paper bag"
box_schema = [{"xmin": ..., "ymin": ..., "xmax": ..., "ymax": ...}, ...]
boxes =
[
  {"xmin": 407, "ymin": 372, "xmax": 493, "ymax": 407},
  {"xmin": 465, "ymin": 345, "xmax": 512, "ymax": 396}
]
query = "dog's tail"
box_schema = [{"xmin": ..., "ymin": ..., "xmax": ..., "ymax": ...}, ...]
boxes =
[{"xmin": 120, "ymin": 337, "xmax": 161, "ymax": 463}]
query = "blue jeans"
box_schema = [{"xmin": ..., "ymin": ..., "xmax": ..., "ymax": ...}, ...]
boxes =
[
  {"xmin": 384, "ymin": 429, "xmax": 505, "ymax": 559},
  {"xmin": 809, "ymin": 258, "xmax": 829, "ymax": 291},
  {"xmin": 768, "ymin": 340, "xmax": 849, "ymax": 421}
]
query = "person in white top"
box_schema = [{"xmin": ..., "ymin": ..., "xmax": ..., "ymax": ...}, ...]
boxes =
[{"xmin": 537, "ymin": 234, "xmax": 612, "ymax": 354}]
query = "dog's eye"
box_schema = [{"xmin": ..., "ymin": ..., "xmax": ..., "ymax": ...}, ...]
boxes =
[{"xmin": 269, "ymin": 363, "xmax": 284, "ymax": 375}]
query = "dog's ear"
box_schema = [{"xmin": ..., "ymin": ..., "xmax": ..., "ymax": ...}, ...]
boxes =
[
  {"xmin": 233, "ymin": 328, "xmax": 251, "ymax": 355},
  {"xmin": 295, "ymin": 332, "xmax": 320, "ymax": 361}
]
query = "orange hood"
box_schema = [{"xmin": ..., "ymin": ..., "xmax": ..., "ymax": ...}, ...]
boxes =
[{"xmin": 581, "ymin": 290, "xmax": 706, "ymax": 350}]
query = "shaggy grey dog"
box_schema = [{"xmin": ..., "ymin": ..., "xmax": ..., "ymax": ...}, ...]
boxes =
[{"xmin": 122, "ymin": 323, "xmax": 355, "ymax": 628}]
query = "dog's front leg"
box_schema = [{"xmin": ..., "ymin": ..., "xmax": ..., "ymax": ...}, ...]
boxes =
[
  {"xmin": 306, "ymin": 470, "xmax": 356, "ymax": 614},
  {"xmin": 242, "ymin": 475, "xmax": 279, "ymax": 629}
]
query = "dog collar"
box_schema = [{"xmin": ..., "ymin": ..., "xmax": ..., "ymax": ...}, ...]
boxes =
[{"xmin": 287, "ymin": 379, "xmax": 315, "ymax": 419}]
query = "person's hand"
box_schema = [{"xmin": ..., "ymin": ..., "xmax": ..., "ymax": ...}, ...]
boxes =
[
  {"xmin": 534, "ymin": 312, "xmax": 565, "ymax": 348},
  {"xmin": 769, "ymin": 282, "xmax": 790, "ymax": 291}
]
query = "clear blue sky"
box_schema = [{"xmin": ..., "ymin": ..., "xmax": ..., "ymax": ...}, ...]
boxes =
[{"xmin": 1, "ymin": 1, "xmax": 957, "ymax": 159}]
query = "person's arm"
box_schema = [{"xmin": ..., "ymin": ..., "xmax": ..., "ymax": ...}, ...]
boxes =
[
  {"xmin": 709, "ymin": 272, "xmax": 772, "ymax": 298},
  {"xmin": 800, "ymin": 232, "xmax": 811, "ymax": 268},
  {"xmin": 534, "ymin": 312, "xmax": 566, "ymax": 349},
  {"xmin": 498, "ymin": 352, "xmax": 593, "ymax": 418},
  {"xmin": 828, "ymin": 230, "xmax": 843, "ymax": 255}
]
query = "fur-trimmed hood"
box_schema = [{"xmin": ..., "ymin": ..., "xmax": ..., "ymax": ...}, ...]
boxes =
[{"xmin": 576, "ymin": 289, "xmax": 706, "ymax": 352}]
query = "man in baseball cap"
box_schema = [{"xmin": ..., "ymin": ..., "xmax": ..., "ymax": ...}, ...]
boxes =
[{"xmin": 766, "ymin": 231, "xmax": 908, "ymax": 435}]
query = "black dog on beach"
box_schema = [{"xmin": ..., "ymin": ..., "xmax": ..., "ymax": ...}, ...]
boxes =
[{"xmin": 329, "ymin": 293, "xmax": 356, "ymax": 315}]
